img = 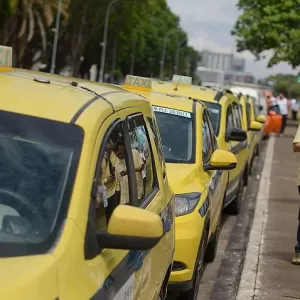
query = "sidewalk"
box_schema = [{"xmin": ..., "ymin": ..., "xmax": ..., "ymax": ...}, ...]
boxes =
[{"xmin": 237, "ymin": 123, "xmax": 300, "ymax": 300}]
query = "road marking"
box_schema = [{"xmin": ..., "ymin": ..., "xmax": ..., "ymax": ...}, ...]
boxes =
[{"xmin": 236, "ymin": 136, "xmax": 275, "ymax": 300}]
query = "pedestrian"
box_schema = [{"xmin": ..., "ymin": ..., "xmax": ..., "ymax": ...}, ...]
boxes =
[
  {"xmin": 291, "ymin": 98, "xmax": 299, "ymax": 121},
  {"xmin": 292, "ymin": 126, "xmax": 300, "ymax": 265},
  {"xmin": 277, "ymin": 93, "xmax": 289, "ymax": 136},
  {"xmin": 113, "ymin": 140, "xmax": 145, "ymax": 204},
  {"xmin": 268, "ymin": 95, "xmax": 280, "ymax": 114},
  {"xmin": 98, "ymin": 139, "xmax": 120, "ymax": 223}
]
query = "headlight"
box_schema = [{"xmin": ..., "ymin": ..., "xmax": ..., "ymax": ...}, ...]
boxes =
[{"xmin": 175, "ymin": 192, "xmax": 201, "ymax": 216}]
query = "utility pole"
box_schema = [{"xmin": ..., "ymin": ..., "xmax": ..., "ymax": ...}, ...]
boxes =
[
  {"xmin": 50, "ymin": 0, "xmax": 62, "ymax": 74},
  {"xmin": 159, "ymin": 28, "xmax": 180, "ymax": 80},
  {"xmin": 174, "ymin": 39, "xmax": 186, "ymax": 75},
  {"xmin": 110, "ymin": 36, "xmax": 118, "ymax": 83},
  {"xmin": 130, "ymin": 36, "xmax": 136, "ymax": 75},
  {"xmin": 99, "ymin": 0, "xmax": 120, "ymax": 82},
  {"xmin": 186, "ymin": 53, "xmax": 191, "ymax": 76}
]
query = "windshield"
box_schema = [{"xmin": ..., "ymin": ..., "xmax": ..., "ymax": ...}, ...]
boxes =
[
  {"xmin": 0, "ymin": 111, "xmax": 83, "ymax": 257},
  {"xmin": 153, "ymin": 106, "xmax": 194, "ymax": 163},
  {"xmin": 201, "ymin": 101, "xmax": 221, "ymax": 135}
]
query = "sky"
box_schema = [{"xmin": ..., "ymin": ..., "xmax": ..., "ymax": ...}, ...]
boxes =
[{"xmin": 167, "ymin": 0, "xmax": 297, "ymax": 79}]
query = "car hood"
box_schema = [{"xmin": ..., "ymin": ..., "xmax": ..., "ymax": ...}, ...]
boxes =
[
  {"xmin": 166, "ymin": 163, "xmax": 206, "ymax": 194},
  {"xmin": 0, "ymin": 254, "xmax": 58, "ymax": 299}
]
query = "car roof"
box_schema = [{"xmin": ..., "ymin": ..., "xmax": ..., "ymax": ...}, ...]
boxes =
[
  {"xmin": 1, "ymin": 69, "xmax": 148, "ymax": 123},
  {"xmin": 152, "ymin": 81, "xmax": 219, "ymax": 104},
  {"xmin": 124, "ymin": 86, "xmax": 197, "ymax": 113}
]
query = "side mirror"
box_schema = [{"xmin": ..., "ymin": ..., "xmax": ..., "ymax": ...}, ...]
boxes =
[
  {"xmin": 204, "ymin": 149, "xmax": 237, "ymax": 171},
  {"xmin": 249, "ymin": 120, "xmax": 263, "ymax": 131},
  {"xmin": 258, "ymin": 105, "xmax": 264, "ymax": 111},
  {"xmin": 256, "ymin": 114, "xmax": 266, "ymax": 123},
  {"xmin": 227, "ymin": 128, "xmax": 247, "ymax": 142},
  {"xmin": 97, "ymin": 205, "xmax": 163, "ymax": 250}
]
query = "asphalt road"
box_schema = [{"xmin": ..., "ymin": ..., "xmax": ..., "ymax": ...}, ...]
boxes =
[{"xmin": 167, "ymin": 140, "xmax": 267, "ymax": 300}]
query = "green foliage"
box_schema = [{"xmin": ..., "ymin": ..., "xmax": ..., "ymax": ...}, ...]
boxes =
[
  {"xmin": 0, "ymin": 0, "xmax": 12, "ymax": 23},
  {"xmin": 266, "ymin": 74, "xmax": 300, "ymax": 98},
  {"xmin": 0, "ymin": 0, "xmax": 200, "ymax": 80},
  {"xmin": 232, "ymin": 0, "xmax": 300, "ymax": 68}
]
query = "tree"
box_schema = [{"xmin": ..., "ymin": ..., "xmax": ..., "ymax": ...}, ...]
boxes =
[
  {"xmin": 0, "ymin": 0, "xmax": 200, "ymax": 81},
  {"xmin": 266, "ymin": 74, "xmax": 300, "ymax": 99},
  {"xmin": 232, "ymin": 0, "xmax": 300, "ymax": 68}
]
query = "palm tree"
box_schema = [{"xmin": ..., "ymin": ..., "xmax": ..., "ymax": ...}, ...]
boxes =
[{"xmin": 1, "ymin": 0, "xmax": 69, "ymax": 67}]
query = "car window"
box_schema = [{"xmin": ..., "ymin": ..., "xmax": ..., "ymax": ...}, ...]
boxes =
[
  {"xmin": 246, "ymin": 103, "xmax": 252, "ymax": 129},
  {"xmin": 233, "ymin": 104, "xmax": 242, "ymax": 129},
  {"xmin": 147, "ymin": 116, "xmax": 166, "ymax": 176},
  {"xmin": 153, "ymin": 106, "xmax": 194, "ymax": 163},
  {"xmin": 127, "ymin": 114, "xmax": 158, "ymax": 205},
  {"xmin": 204, "ymin": 109, "xmax": 217, "ymax": 151},
  {"xmin": 239, "ymin": 104, "xmax": 244, "ymax": 119},
  {"xmin": 202, "ymin": 111, "xmax": 213, "ymax": 162},
  {"xmin": 200, "ymin": 101, "xmax": 221, "ymax": 136},
  {"xmin": 94, "ymin": 122, "xmax": 132, "ymax": 230},
  {"xmin": 0, "ymin": 111, "xmax": 83, "ymax": 257},
  {"xmin": 226, "ymin": 105, "xmax": 235, "ymax": 136}
]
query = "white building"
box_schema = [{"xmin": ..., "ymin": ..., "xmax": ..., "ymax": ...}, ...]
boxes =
[{"xmin": 196, "ymin": 50, "xmax": 256, "ymax": 87}]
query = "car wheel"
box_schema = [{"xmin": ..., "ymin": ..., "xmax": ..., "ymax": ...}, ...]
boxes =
[
  {"xmin": 255, "ymin": 144, "xmax": 260, "ymax": 156},
  {"xmin": 205, "ymin": 212, "xmax": 221, "ymax": 263},
  {"xmin": 158, "ymin": 282, "xmax": 167, "ymax": 300},
  {"xmin": 224, "ymin": 177, "xmax": 244, "ymax": 215},
  {"xmin": 179, "ymin": 230, "xmax": 208, "ymax": 300},
  {"xmin": 243, "ymin": 167, "xmax": 249, "ymax": 186}
]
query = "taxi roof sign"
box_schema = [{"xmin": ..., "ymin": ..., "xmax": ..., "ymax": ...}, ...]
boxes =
[
  {"xmin": 124, "ymin": 75, "xmax": 152, "ymax": 91},
  {"xmin": 0, "ymin": 46, "xmax": 13, "ymax": 69},
  {"xmin": 172, "ymin": 75, "xmax": 192, "ymax": 85}
]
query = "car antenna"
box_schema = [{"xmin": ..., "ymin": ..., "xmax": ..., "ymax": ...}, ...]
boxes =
[{"xmin": 71, "ymin": 81, "xmax": 100, "ymax": 96}]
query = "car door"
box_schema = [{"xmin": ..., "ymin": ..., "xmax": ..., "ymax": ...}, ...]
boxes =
[
  {"xmin": 202, "ymin": 109, "xmax": 219, "ymax": 232},
  {"xmin": 225, "ymin": 104, "xmax": 240, "ymax": 199},
  {"xmin": 246, "ymin": 101, "xmax": 256, "ymax": 159},
  {"xmin": 81, "ymin": 109, "xmax": 146, "ymax": 300},
  {"xmin": 126, "ymin": 113, "xmax": 174, "ymax": 300},
  {"xmin": 205, "ymin": 109, "xmax": 224, "ymax": 215}
]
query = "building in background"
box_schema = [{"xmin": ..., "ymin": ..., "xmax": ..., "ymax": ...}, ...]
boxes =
[{"xmin": 196, "ymin": 49, "xmax": 256, "ymax": 88}]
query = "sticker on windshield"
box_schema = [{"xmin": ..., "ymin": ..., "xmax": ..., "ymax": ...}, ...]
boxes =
[{"xmin": 153, "ymin": 106, "xmax": 191, "ymax": 118}]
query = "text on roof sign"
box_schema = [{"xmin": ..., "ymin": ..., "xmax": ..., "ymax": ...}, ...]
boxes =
[
  {"xmin": 0, "ymin": 46, "xmax": 12, "ymax": 67},
  {"xmin": 153, "ymin": 106, "xmax": 191, "ymax": 118},
  {"xmin": 125, "ymin": 75, "xmax": 152, "ymax": 89},
  {"xmin": 172, "ymin": 75, "xmax": 192, "ymax": 85}
]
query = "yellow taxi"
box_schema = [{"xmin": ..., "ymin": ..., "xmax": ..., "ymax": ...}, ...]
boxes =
[
  {"xmin": 0, "ymin": 46, "xmax": 175, "ymax": 300},
  {"xmin": 247, "ymin": 95, "xmax": 266, "ymax": 156},
  {"xmin": 152, "ymin": 76, "xmax": 249, "ymax": 215},
  {"xmin": 123, "ymin": 75, "xmax": 237, "ymax": 299},
  {"xmin": 234, "ymin": 92, "xmax": 264, "ymax": 176}
]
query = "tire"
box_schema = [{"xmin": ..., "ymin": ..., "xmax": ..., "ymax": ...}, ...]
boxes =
[
  {"xmin": 255, "ymin": 143, "xmax": 260, "ymax": 156},
  {"xmin": 205, "ymin": 212, "xmax": 221, "ymax": 263},
  {"xmin": 249, "ymin": 157, "xmax": 254, "ymax": 176},
  {"xmin": 158, "ymin": 268, "xmax": 171, "ymax": 300},
  {"xmin": 243, "ymin": 167, "xmax": 249, "ymax": 187},
  {"xmin": 263, "ymin": 134, "xmax": 269, "ymax": 140},
  {"xmin": 178, "ymin": 230, "xmax": 208, "ymax": 300},
  {"xmin": 224, "ymin": 177, "xmax": 244, "ymax": 215}
]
